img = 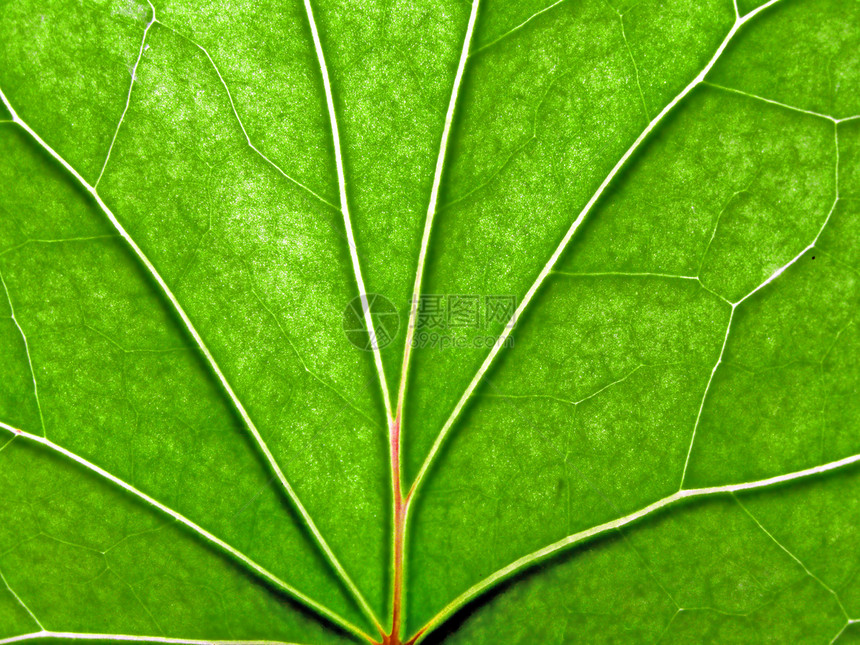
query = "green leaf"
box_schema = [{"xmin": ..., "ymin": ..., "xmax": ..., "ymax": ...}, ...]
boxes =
[{"xmin": 0, "ymin": 0, "xmax": 858, "ymax": 643}]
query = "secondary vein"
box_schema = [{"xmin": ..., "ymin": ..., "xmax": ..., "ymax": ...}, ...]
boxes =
[
  {"xmin": 96, "ymin": 1, "xmax": 157, "ymax": 187},
  {"xmin": 0, "ymin": 87, "xmax": 378, "ymax": 633},
  {"xmin": 681, "ymin": 118, "xmax": 840, "ymax": 485},
  {"xmin": 0, "ymin": 421, "xmax": 372, "ymax": 643},
  {"xmin": 408, "ymin": 450, "xmax": 860, "ymax": 644},
  {"xmin": 0, "ymin": 268, "xmax": 46, "ymax": 436},
  {"xmin": 301, "ymin": 0, "xmax": 394, "ymax": 432},
  {"xmin": 151, "ymin": 18, "xmax": 338, "ymax": 210},
  {"xmin": 0, "ymin": 633, "xmax": 310, "ymax": 645},
  {"xmin": 396, "ymin": 0, "xmax": 481, "ymax": 445},
  {"xmin": 406, "ymin": 0, "xmax": 786, "ymax": 509}
]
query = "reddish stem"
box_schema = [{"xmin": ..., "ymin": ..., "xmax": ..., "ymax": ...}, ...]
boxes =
[{"xmin": 383, "ymin": 412, "xmax": 405, "ymax": 645}]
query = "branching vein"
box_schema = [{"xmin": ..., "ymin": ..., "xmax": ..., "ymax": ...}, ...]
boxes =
[
  {"xmin": 398, "ymin": 0, "xmax": 482, "ymax": 471},
  {"xmin": 96, "ymin": 1, "xmax": 157, "ymax": 187},
  {"xmin": 470, "ymin": 0, "xmax": 567, "ymax": 57},
  {"xmin": 0, "ymin": 268, "xmax": 46, "ymax": 435},
  {"xmin": 734, "ymin": 496, "xmax": 851, "ymax": 620},
  {"xmin": 679, "ymin": 305, "xmax": 733, "ymax": 487},
  {"xmin": 0, "ymin": 634, "xmax": 308, "ymax": 645},
  {"xmin": 704, "ymin": 82, "xmax": 860, "ymax": 124},
  {"xmin": 0, "ymin": 566, "xmax": 43, "ymax": 630},
  {"xmin": 300, "ymin": 0, "xmax": 393, "ymax": 437},
  {"xmin": 408, "ymin": 0, "xmax": 786, "ymax": 505},
  {"xmin": 409, "ymin": 451, "xmax": 860, "ymax": 644},
  {"xmin": 2, "ymin": 0, "xmax": 855, "ymax": 640},
  {"xmin": 0, "ymin": 420, "xmax": 371, "ymax": 643},
  {"xmin": 0, "ymin": 88, "xmax": 377, "ymax": 635},
  {"xmin": 389, "ymin": 3, "xmax": 481, "ymax": 639},
  {"xmin": 613, "ymin": 7, "xmax": 650, "ymax": 123},
  {"xmin": 151, "ymin": 19, "xmax": 337, "ymax": 209},
  {"xmin": 680, "ymin": 119, "xmax": 839, "ymax": 486}
]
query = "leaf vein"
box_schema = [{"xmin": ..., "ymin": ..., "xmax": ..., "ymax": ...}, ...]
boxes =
[
  {"xmin": 0, "ymin": 421, "xmax": 371, "ymax": 642},
  {"xmin": 410, "ymin": 451, "xmax": 860, "ymax": 644},
  {"xmin": 0, "ymin": 565, "xmax": 43, "ymax": 630},
  {"xmin": 301, "ymin": 0, "xmax": 394, "ymax": 439},
  {"xmin": 0, "ymin": 633, "xmax": 311, "ymax": 645},
  {"xmin": 0, "ymin": 268, "xmax": 46, "ymax": 436},
  {"xmin": 408, "ymin": 0, "xmax": 786, "ymax": 506},
  {"xmin": 96, "ymin": 1, "xmax": 157, "ymax": 187},
  {"xmin": 149, "ymin": 18, "xmax": 337, "ymax": 209},
  {"xmin": 0, "ymin": 91, "xmax": 376, "ymax": 635}
]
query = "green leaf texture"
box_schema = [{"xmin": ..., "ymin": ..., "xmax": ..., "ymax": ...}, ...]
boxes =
[{"xmin": 1, "ymin": 0, "xmax": 859, "ymax": 643}]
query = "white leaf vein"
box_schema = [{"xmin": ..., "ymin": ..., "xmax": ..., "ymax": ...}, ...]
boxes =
[
  {"xmin": 409, "ymin": 0, "xmax": 786, "ymax": 504},
  {"xmin": 0, "ymin": 88, "xmax": 374, "ymax": 634},
  {"xmin": 0, "ymin": 421, "xmax": 371, "ymax": 642},
  {"xmin": 301, "ymin": 0, "xmax": 394, "ymax": 437},
  {"xmin": 412, "ymin": 451, "xmax": 860, "ymax": 643}
]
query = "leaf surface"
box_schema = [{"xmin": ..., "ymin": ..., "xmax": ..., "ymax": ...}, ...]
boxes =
[{"xmin": 1, "ymin": 0, "xmax": 859, "ymax": 643}]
